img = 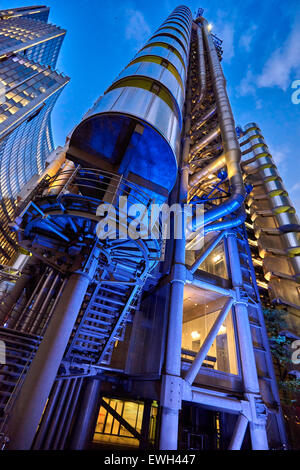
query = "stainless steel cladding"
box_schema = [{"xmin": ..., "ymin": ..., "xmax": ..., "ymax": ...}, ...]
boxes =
[
  {"xmin": 241, "ymin": 122, "xmax": 300, "ymax": 302},
  {"xmin": 68, "ymin": 6, "xmax": 192, "ymax": 198}
]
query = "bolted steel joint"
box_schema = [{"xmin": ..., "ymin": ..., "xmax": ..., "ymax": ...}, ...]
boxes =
[{"xmin": 160, "ymin": 374, "xmax": 182, "ymax": 411}]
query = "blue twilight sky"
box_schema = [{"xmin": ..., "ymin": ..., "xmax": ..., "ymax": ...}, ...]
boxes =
[{"xmin": 2, "ymin": 0, "xmax": 300, "ymax": 211}]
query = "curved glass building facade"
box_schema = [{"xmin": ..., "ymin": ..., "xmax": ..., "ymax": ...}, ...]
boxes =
[{"xmin": 0, "ymin": 6, "xmax": 69, "ymax": 263}]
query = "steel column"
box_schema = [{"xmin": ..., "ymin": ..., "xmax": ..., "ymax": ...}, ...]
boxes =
[
  {"xmin": 70, "ymin": 378, "xmax": 101, "ymax": 450},
  {"xmin": 159, "ymin": 125, "xmax": 190, "ymax": 451},
  {"xmin": 5, "ymin": 250, "xmax": 99, "ymax": 450},
  {"xmin": 226, "ymin": 233, "xmax": 269, "ymax": 450}
]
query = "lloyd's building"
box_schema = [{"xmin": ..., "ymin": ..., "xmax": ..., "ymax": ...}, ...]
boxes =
[{"xmin": 0, "ymin": 5, "xmax": 299, "ymax": 451}]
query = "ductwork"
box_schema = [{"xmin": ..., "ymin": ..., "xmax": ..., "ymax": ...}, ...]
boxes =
[
  {"xmin": 189, "ymin": 126, "xmax": 221, "ymax": 160},
  {"xmin": 189, "ymin": 153, "xmax": 225, "ymax": 187},
  {"xmin": 187, "ymin": 18, "xmax": 246, "ymax": 234},
  {"xmin": 191, "ymin": 105, "xmax": 217, "ymax": 131},
  {"xmin": 192, "ymin": 25, "xmax": 206, "ymax": 111}
]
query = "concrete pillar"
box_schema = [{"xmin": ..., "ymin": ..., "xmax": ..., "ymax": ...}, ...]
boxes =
[
  {"xmin": 159, "ymin": 407, "xmax": 180, "ymax": 450},
  {"xmin": 5, "ymin": 259, "xmax": 97, "ymax": 449}
]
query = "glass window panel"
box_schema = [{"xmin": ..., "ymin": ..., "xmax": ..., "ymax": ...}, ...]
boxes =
[
  {"xmin": 186, "ymin": 239, "xmax": 228, "ymax": 279},
  {"xmin": 182, "ymin": 285, "xmax": 238, "ymax": 375}
]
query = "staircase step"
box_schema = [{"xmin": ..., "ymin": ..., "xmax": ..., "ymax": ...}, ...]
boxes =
[
  {"xmin": 94, "ymin": 297, "xmax": 126, "ymax": 306},
  {"xmin": 89, "ymin": 303, "xmax": 118, "ymax": 313},
  {"xmin": 99, "ymin": 286, "xmax": 128, "ymax": 296},
  {"xmin": 78, "ymin": 326, "xmax": 110, "ymax": 337}
]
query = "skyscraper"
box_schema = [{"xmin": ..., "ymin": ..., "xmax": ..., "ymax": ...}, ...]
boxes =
[
  {"xmin": 0, "ymin": 5, "xmax": 69, "ymax": 264},
  {"xmin": 0, "ymin": 5, "xmax": 298, "ymax": 451}
]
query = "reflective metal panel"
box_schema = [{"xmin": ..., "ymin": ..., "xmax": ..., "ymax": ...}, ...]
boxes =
[
  {"xmin": 275, "ymin": 211, "xmax": 299, "ymax": 231},
  {"xmin": 113, "ymin": 62, "xmax": 184, "ymax": 112},
  {"xmin": 134, "ymin": 47, "xmax": 186, "ymax": 81},
  {"xmin": 70, "ymin": 86, "xmax": 180, "ymax": 193},
  {"xmin": 161, "ymin": 20, "xmax": 190, "ymax": 38},
  {"xmin": 146, "ymin": 35, "xmax": 187, "ymax": 62},
  {"xmin": 150, "ymin": 29, "xmax": 188, "ymax": 54},
  {"xmin": 155, "ymin": 26, "xmax": 189, "ymax": 48}
]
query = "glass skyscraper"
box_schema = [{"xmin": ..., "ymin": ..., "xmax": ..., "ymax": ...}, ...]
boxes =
[{"xmin": 0, "ymin": 6, "xmax": 69, "ymax": 263}]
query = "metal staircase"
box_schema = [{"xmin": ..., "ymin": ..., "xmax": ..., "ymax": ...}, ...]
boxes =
[
  {"xmin": 65, "ymin": 276, "xmax": 145, "ymax": 366},
  {"xmin": 0, "ymin": 327, "xmax": 41, "ymax": 440}
]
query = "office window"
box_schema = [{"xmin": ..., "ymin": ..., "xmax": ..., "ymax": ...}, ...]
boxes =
[
  {"xmin": 182, "ymin": 285, "xmax": 238, "ymax": 375},
  {"xmin": 93, "ymin": 398, "xmax": 157, "ymax": 448}
]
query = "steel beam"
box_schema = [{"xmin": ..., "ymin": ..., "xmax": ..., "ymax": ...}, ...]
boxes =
[
  {"xmin": 190, "ymin": 231, "xmax": 225, "ymax": 273},
  {"xmin": 183, "ymin": 384, "xmax": 249, "ymax": 415},
  {"xmin": 188, "ymin": 275, "xmax": 234, "ymax": 298},
  {"xmin": 228, "ymin": 414, "xmax": 249, "ymax": 450}
]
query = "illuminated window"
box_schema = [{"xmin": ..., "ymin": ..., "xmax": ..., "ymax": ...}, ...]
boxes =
[
  {"xmin": 93, "ymin": 398, "xmax": 157, "ymax": 448},
  {"xmin": 8, "ymin": 105, "xmax": 18, "ymax": 114},
  {"xmin": 182, "ymin": 286, "xmax": 238, "ymax": 375},
  {"xmin": 186, "ymin": 240, "xmax": 228, "ymax": 279}
]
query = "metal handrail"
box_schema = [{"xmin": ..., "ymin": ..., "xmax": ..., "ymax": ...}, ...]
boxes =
[{"xmin": 18, "ymin": 167, "xmax": 164, "ymax": 241}]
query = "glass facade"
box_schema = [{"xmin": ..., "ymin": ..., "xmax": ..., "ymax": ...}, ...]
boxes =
[
  {"xmin": 0, "ymin": 7, "xmax": 69, "ymax": 264},
  {"xmin": 0, "ymin": 92, "xmax": 60, "ymax": 262},
  {"xmin": 0, "ymin": 16, "xmax": 66, "ymax": 68},
  {"xmin": 182, "ymin": 286, "xmax": 238, "ymax": 375},
  {"xmin": 93, "ymin": 398, "xmax": 158, "ymax": 448},
  {"xmin": 0, "ymin": 6, "xmax": 50, "ymax": 23}
]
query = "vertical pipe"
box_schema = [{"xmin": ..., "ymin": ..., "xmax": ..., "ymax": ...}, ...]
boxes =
[
  {"xmin": 0, "ymin": 255, "xmax": 35, "ymax": 325},
  {"xmin": 159, "ymin": 80, "xmax": 191, "ymax": 449},
  {"xmin": 52, "ymin": 378, "xmax": 77, "ymax": 449},
  {"xmin": 59, "ymin": 377, "xmax": 83, "ymax": 450},
  {"xmin": 249, "ymin": 421, "xmax": 269, "ymax": 450},
  {"xmin": 226, "ymin": 233, "xmax": 268, "ymax": 450},
  {"xmin": 28, "ymin": 273, "xmax": 60, "ymax": 335},
  {"xmin": 70, "ymin": 378, "xmax": 101, "ymax": 450},
  {"xmin": 13, "ymin": 270, "xmax": 48, "ymax": 331},
  {"xmin": 42, "ymin": 379, "xmax": 71, "ymax": 449},
  {"xmin": 32, "ymin": 380, "xmax": 62, "ymax": 450},
  {"xmin": 227, "ymin": 234, "xmax": 260, "ymax": 393},
  {"xmin": 5, "ymin": 251, "xmax": 98, "ymax": 450},
  {"xmin": 159, "ymin": 153, "xmax": 189, "ymax": 450},
  {"xmin": 193, "ymin": 25, "xmax": 206, "ymax": 111}
]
